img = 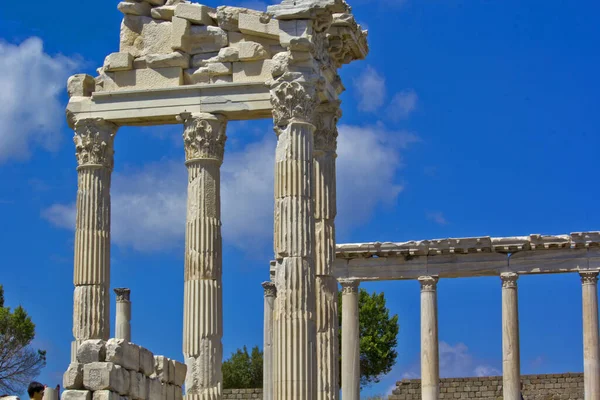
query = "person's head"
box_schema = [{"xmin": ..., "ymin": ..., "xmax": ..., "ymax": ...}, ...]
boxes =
[{"xmin": 27, "ymin": 382, "xmax": 44, "ymax": 400}]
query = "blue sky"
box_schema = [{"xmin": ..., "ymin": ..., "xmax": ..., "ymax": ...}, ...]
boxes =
[{"xmin": 1, "ymin": 0, "xmax": 599, "ymax": 398}]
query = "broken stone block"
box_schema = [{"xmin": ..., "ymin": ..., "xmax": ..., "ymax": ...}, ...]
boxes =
[
  {"xmin": 232, "ymin": 60, "xmax": 273, "ymax": 83},
  {"xmin": 151, "ymin": 356, "xmax": 171, "ymax": 384},
  {"xmin": 129, "ymin": 371, "xmax": 147, "ymax": 400},
  {"xmin": 120, "ymin": 15, "xmax": 151, "ymax": 57},
  {"xmin": 151, "ymin": 6, "xmax": 176, "ymax": 21},
  {"xmin": 165, "ymin": 385, "xmax": 175, "ymax": 400},
  {"xmin": 67, "ymin": 74, "xmax": 95, "ymax": 97},
  {"xmin": 215, "ymin": 6, "xmax": 266, "ymax": 32},
  {"xmin": 173, "ymin": 386, "xmax": 182, "ymax": 400},
  {"xmin": 146, "ymin": 0, "xmax": 166, "ymax": 5},
  {"xmin": 217, "ymin": 47, "xmax": 239, "ymax": 62},
  {"xmin": 105, "ymin": 339, "xmax": 140, "ymax": 372},
  {"xmin": 83, "ymin": 362, "xmax": 129, "ymax": 395},
  {"xmin": 168, "ymin": 360, "xmax": 186, "ymax": 387},
  {"xmin": 142, "ymin": 20, "xmax": 173, "ymax": 55},
  {"xmin": 103, "ymin": 67, "xmax": 183, "ymax": 91},
  {"xmin": 133, "ymin": 56, "xmax": 147, "ymax": 69},
  {"xmin": 146, "ymin": 378, "xmax": 163, "ymax": 400},
  {"xmin": 211, "ymin": 75, "xmax": 233, "ymax": 84},
  {"xmin": 118, "ymin": 1, "xmax": 151, "ymax": 17},
  {"xmin": 139, "ymin": 347, "xmax": 155, "ymax": 377},
  {"xmin": 104, "ymin": 53, "xmax": 133, "ymax": 72},
  {"xmin": 77, "ymin": 340, "xmax": 106, "ymax": 364},
  {"xmin": 63, "ymin": 363, "xmax": 84, "ymax": 390},
  {"xmin": 189, "ymin": 26, "xmax": 228, "ymax": 54},
  {"xmin": 91, "ymin": 391, "xmax": 120, "ymax": 400},
  {"xmin": 62, "ymin": 390, "xmax": 91, "ymax": 400},
  {"xmin": 146, "ymin": 52, "xmax": 190, "ymax": 68},
  {"xmin": 238, "ymin": 41, "xmax": 268, "ymax": 61},
  {"xmin": 278, "ymin": 20, "xmax": 312, "ymax": 47},
  {"xmin": 238, "ymin": 13, "xmax": 279, "ymax": 40},
  {"xmin": 191, "ymin": 52, "xmax": 219, "ymax": 68},
  {"xmin": 184, "ymin": 68, "xmax": 210, "ymax": 84},
  {"xmin": 171, "ymin": 17, "xmax": 191, "ymax": 52},
  {"xmin": 174, "ymin": 3, "xmax": 215, "ymax": 26}
]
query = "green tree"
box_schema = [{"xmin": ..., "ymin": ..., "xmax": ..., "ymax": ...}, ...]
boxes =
[
  {"xmin": 0, "ymin": 285, "xmax": 46, "ymax": 394},
  {"xmin": 222, "ymin": 345, "xmax": 262, "ymax": 389},
  {"xmin": 339, "ymin": 288, "xmax": 399, "ymax": 389}
]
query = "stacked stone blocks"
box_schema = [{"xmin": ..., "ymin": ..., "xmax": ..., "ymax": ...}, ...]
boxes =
[
  {"xmin": 388, "ymin": 374, "xmax": 584, "ymax": 400},
  {"xmin": 63, "ymin": 339, "xmax": 186, "ymax": 400}
]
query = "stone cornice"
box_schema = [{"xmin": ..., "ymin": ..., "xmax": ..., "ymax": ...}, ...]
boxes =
[
  {"xmin": 73, "ymin": 118, "xmax": 118, "ymax": 170},
  {"xmin": 178, "ymin": 113, "xmax": 227, "ymax": 163}
]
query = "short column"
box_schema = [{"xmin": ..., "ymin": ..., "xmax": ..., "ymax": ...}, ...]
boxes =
[
  {"xmin": 179, "ymin": 112, "xmax": 227, "ymax": 400},
  {"xmin": 114, "ymin": 288, "xmax": 131, "ymax": 342},
  {"xmin": 500, "ymin": 273, "xmax": 520, "ymax": 400},
  {"xmin": 419, "ymin": 276, "xmax": 439, "ymax": 400},
  {"xmin": 262, "ymin": 282, "xmax": 277, "ymax": 400},
  {"xmin": 71, "ymin": 118, "xmax": 118, "ymax": 361},
  {"xmin": 340, "ymin": 279, "xmax": 360, "ymax": 400},
  {"xmin": 580, "ymin": 271, "xmax": 600, "ymax": 400}
]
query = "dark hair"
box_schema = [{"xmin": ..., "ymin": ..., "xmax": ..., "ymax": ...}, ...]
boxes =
[{"xmin": 27, "ymin": 382, "xmax": 44, "ymax": 398}]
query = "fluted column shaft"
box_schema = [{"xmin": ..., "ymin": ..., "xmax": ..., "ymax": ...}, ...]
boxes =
[
  {"xmin": 71, "ymin": 118, "xmax": 117, "ymax": 361},
  {"xmin": 340, "ymin": 280, "xmax": 360, "ymax": 400},
  {"xmin": 114, "ymin": 288, "xmax": 131, "ymax": 342},
  {"xmin": 263, "ymin": 282, "xmax": 277, "ymax": 400},
  {"xmin": 580, "ymin": 271, "xmax": 600, "ymax": 400},
  {"xmin": 270, "ymin": 79, "xmax": 318, "ymax": 400},
  {"xmin": 419, "ymin": 276, "xmax": 439, "ymax": 400},
  {"xmin": 179, "ymin": 112, "xmax": 227, "ymax": 400},
  {"xmin": 314, "ymin": 103, "xmax": 341, "ymax": 400},
  {"xmin": 501, "ymin": 273, "xmax": 520, "ymax": 400}
]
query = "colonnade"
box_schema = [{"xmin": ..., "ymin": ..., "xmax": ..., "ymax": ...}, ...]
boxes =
[{"xmin": 263, "ymin": 271, "xmax": 600, "ymax": 400}]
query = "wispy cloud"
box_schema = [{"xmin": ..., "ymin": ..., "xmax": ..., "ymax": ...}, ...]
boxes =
[
  {"xmin": 426, "ymin": 211, "xmax": 448, "ymax": 225},
  {"xmin": 354, "ymin": 66, "xmax": 387, "ymax": 112},
  {"xmin": 388, "ymin": 89, "xmax": 418, "ymax": 120},
  {"xmin": 0, "ymin": 37, "xmax": 79, "ymax": 163},
  {"xmin": 43, "ymin": 124, "xmax": 418, "ymax": 254}
]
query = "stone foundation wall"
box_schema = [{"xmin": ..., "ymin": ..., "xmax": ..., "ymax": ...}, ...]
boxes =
[
  {"xmin": 388, "ymin": 373, "xmax": 584, "ymax": 400},
  {"xmin": 222, "ymin": 389, "xmax": 262, "ymax": 399}
]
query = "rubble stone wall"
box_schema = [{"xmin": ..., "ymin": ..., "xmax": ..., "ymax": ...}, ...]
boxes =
[{"xmin": 388, "ymin": 373, "xmax": 584, "ymax": 400}]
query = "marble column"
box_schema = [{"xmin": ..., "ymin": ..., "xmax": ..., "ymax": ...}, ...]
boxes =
[
  {"xmin": 43, "ymin": 386, "xmax": 58, "ymax": 400},
  {"xmin": 580, "ymin": 271, "xmax": 600, "ymax": 400},
  {"xmin": 179, "ymin": 112, "xmax": 227, "ymax": 400},
  {"xmin": 314, "ymin": 102, "xmax": 341, "ymax": 400},
  {"xmin": 419, "ymin": 276, "xmax": 439, "ymax": 400},
  {"xmin": 500, "ymin": 273, "xmax": 520, "ymax": 400},
  {"xmin": 270, "ymin": 79, "xmax": 318, "ymax": 399},
  {"xmin": 262, "ymin": 282, "xmax": 277, "ymax": 400},
  {"xmin": 114, "ymin": 288, "xmax": 131, "ymax": 342},
  {"xmin": 340, "ymin": 279, "xmax": 360, "ymax": 400},
  {"xmin": 71, "ymin": 118, "xmax": 118, "ymax": 361}
]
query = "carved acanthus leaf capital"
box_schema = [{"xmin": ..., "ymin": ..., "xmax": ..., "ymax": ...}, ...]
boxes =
[
  {"xmin": 73, "ymin": 118, "xmax": 118, "ymax": 169},
  {"xmin": 270, "ymin": 78, "xmax": 319, "ymax": 128},
  {"xmin": 114, "ymin": 288, "xmax": 131, "ymax": 302},
  {"xmin": 500, "ymin": 272, "xmax": 519, "ymax": 288},
  {"xmin": 179, "ymin": 113, "xmax": 227, "ymax": 163},
  {"xmin": 314, "ymin": 101, "xmax": 341, "ymax": 153},
  {"xmin": 262, "ymin": 281, "xmax": 277, "ymax": 297},
  {"xmin": 418, "ymin": 276, "xmax": 439, "ymax": 291},
  {"xmin": 580, "ymin": 271, "xmax": 599, "ymax": 285},
  {"xmin": 339, "ymin": 279, "xmax": 359, "ymax": 294}
]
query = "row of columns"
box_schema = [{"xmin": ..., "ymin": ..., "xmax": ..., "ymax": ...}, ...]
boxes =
[{"xmin": 263, "ymin": 271, "xmax": 600, "ymax": 400}]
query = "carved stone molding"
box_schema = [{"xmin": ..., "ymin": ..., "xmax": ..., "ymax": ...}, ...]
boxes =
[
  {"xmin": 339, "ymin": 279, "xmax": 359, "ymax": 294},
  {"xmin": 73, "ymin": 118, "xmax": 118, "ymax": 169},
  {"xmin": 418, "ymin": 276, "xmax": 439, "ymax": 292},
  {"xmin": 314, "ymin": 101, "xmax": 341, "ymax": 153},
  {"xmin": 580, "ymin": 271, "xmax": 599, "ymax": 286},
  {"xmin": 179, "ymin": 113, "xmax": 227, "ymax": 163},
  {"xmin": 262, "ymin": 281, "xmax": 277, "ymax": 297},
  {"xmin": 270, "ymin": 79, "xmax": 319, "ymax": 128},
  {"xmin": 114, "ymin": 288, "xmax": 131, "ymax": 302},
  {"xmin": 500, "ymin": 272, "xmax": 519, "ymax": 289}
]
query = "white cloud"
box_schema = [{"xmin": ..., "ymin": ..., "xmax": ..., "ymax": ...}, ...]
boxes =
[
  {"xmin": 0, "ymin": 37, "xmax": 79, "ymax": 163},
  {"xmin": 44, "ymin": 123, "xmax": 417, "ymax": 254},
  {"xmin": 399, "ymin": 341, "xmax": 500, "ymax": 379},
  {"xmin": 426, "ymin": 211, "xmax": 448, "ymax": 225},
  {"xmin": 354, "ymin": 66, "xmax": 386, "ymax": 112},
  {"xmin": 388, "ymin": 89, "xmax": 418, "ymax": 120}
]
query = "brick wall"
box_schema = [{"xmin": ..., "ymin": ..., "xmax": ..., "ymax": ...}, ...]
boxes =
[
  {"xmin": 222, "ymin": 388, "xmax": 263, "ymax": 399},
  {"xmin": 388, "ymin": 373, "xmax": 584, "ymax": 400}
]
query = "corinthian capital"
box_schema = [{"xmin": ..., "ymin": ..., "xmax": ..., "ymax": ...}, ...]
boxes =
[
  {"xmin": 339, "ymin": 279, "xmax": 359, "ymax": 294},
  {"xmin": 314, "ymin": 101, "xmax": 341, "ymax": 153},
  {"xmin": 73, "ymin": 118, "xmax": 118, "ymax": 169},
  {"xmin": 262, "ymin": 282, "xmax": 277, "ymax": 298},
  {"xmin": 580, "ymin": 271, "xmax": 599, "ymax": 286},
  {"xmin": 179, "ymin": 113, "xmax": 227, "ymax": 163},
  {"xmin": 114, "ymin": 288, "xmax": 131, "ymax": 302},
  {"xmin": 270, "ymin": 78, "xmax": 319, "ymax": 129},
  {"xmin": 418, "ymin": 276, "xmax": 439, "ymax": 292},
  {"xmin": 500, "ymin": 272, "xmax": 519, "ymax": 288}
]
